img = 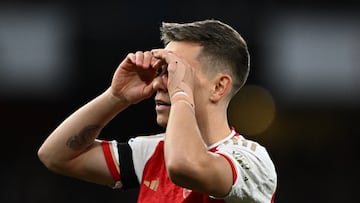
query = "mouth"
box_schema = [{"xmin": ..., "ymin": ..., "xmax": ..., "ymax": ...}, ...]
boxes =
[
  {"xmin": 155, "ymin": 99, "xmax": 171, "ymax": 111},
  {"xmin": 155, "ymin": 99, "xmax": 171, "ymax": 107}
]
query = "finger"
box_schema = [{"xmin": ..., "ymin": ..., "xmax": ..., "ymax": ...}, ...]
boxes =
[
  {"xmin": 150, "ymin": 49, "xmax": 168, "ymax": 74},
  {"xmin": 152, "ymin": 50, "xmax": 181, "ymax": 69},
  {"xmin": 151, "ymin": 48, "xmax": 165, "ymax": 56},
  {"xmin": 143, "ymin": 51, "xmax": 152, "ymax": 68},
  {"xmin": 167, "ymin": 60, "xmax": 180, "ymax": 75},
  {"xmin": 151, "ymin": 49, "xmax": 168, "ymax": 60},
  {"xmin": 135, "ymin": 51, "xmax": 144, "ymax": 67},
  {"xmin": 151, "ymin": 56, "xmax": 166, "ymax": 70},
  {"xmin": 127, "ymin": 53, "xmax": 136, "ymax": 64}
]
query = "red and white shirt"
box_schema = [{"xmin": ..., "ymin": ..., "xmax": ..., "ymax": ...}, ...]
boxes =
[{"xmin": 101, "ymin": 129, "xmax": 277, "ymax": 203}]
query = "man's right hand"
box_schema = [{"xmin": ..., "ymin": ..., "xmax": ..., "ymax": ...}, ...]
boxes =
[{"xmin": 110, "ymin": 51, "xmax": 158, "ymax": 105}]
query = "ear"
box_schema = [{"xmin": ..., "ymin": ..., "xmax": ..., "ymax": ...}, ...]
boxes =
[{"xmin": 210, "ymin": 74, "xmax": 232, "ymax": 102}]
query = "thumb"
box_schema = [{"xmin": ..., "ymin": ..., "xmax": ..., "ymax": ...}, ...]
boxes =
[{"xmin": 143, "ymin": 83, "xmax": 156, "ymax": 98}]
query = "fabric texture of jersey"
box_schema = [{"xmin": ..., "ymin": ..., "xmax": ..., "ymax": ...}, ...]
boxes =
[{"xmin": 102, "ymin": 129, "xmax": 277, "ymax": 203}]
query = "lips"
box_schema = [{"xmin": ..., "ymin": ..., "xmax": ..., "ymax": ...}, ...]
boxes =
[
  {"xmin": 155, "ymin": 99, "xmax": 171, "ymax": 106},
  {"xmin": 155, "ymin": 99, "xmax": 171, "ymax": 112}
]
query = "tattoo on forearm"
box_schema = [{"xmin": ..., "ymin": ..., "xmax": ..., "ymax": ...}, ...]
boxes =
[{"xmin": 66, "ymin": 125, "xmax": 103, "ymax": 150}]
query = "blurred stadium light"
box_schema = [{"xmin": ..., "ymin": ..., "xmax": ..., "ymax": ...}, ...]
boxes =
[
  {"xmin": 229, "ymin": 85, "xmax": 276, "ymax": 136},
  {"xmin": 260, "ymin": 10, "xmax": 360, "ymax": 108},
  {"xmin": 0, "ymin": 5, "xmax": 74, "ymax": 99}
]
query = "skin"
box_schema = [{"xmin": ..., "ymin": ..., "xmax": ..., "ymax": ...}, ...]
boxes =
[{"xmin": 38, "ymin": 41, "xmax": 234, "ymax": 197}]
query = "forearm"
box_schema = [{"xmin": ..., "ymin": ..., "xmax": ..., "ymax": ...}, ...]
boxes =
[
  {"xmin": 38, "ymin": 87, "xmax": 130, "ymax": 166},
  {"xmin": 164, "ymin": 102, "xmax": 209, "ymax": 185},
  {"xmin": 164, "ymin": 102, "xmax": 233, "ymax": 197}
]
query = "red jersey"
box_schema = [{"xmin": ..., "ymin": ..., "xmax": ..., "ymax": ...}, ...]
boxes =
[{"xmin": 101, "ymin": 129, "xmax": 277, "ymax": 203}]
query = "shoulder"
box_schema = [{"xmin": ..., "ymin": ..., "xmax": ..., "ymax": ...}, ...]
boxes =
[
  {"xmin": 126, "ymin": 133, "xmax": 166, "ymax": 184},
  {"xmin": 216, "ymin": 134, "xmax": 277, "ymax": 201},
  {"xmin": 217, "ymin": 134, "xmax": 271, "ymax": 164},
  {"xmin": 128, "ymin": 133, "xmax": 164, "ymax": 147},
  {"xmin": 128, "ymin": 133, "xmax": 165, "ymax": 160},
  {"xmin": 217, "ymin": 134, "xmax": 276, "ymax": 178}
]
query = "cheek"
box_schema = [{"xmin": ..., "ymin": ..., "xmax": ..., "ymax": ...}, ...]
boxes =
[
  {"xmin": 194, "ymin": 82, "xmax": 211, "ymax": 104},
  {"xmin": 162, "ymin": 76, "xmax": 168, "ymax": 87},
  {"xmin": 195, "ymin": 75, "xmax": 211, "ymax": 93}
]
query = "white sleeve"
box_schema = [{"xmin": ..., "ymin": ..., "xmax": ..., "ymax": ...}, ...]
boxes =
[
  {"xmin": 216, "ymin": 138, "xmax": 277, "ymax": 203},
  {"xmin": 128, "ymin": 134, "xmax": 165, "ymax": 183}
]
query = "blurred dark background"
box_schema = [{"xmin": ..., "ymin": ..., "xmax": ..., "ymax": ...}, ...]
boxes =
[{"xmin": 1, "ymin": 0, "xmax": 359, "ymax": 202}]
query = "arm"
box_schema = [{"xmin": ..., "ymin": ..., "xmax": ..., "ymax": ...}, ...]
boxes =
[
  {"xmin": 38, "ymin": 51, "xmax": 157, "ymax": 187},
  {"xmin": 165, "ymin": 101, "xmax": 233, "ymax": 197},
  {"xmin": 154, "ymin": 51, "xmax": 233, "ymax": 197}
]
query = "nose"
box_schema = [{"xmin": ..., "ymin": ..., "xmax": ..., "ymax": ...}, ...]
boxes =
[{"xmin": 152, "ymin": 75, "xmax": 168, "ymax": 92}]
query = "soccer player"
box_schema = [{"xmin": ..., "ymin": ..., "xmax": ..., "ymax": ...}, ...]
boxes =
[{"xmin": 38, "ymin": 19, "xmax": 277, "ymax": 202}]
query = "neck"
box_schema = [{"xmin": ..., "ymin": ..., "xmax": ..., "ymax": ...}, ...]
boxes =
[{"xmin": 196, "ymin": 105, "xmax": 232, "ymax": 146}]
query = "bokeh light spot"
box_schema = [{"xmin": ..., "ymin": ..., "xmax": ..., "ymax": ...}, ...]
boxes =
[{"xmin": 228, "ymin": 85, "xmax": 276, "ymax": 136}]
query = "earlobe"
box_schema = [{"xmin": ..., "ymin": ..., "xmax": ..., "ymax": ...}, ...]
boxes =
[{"xmin": 210, "ymin": 75, "xmax": 232, "ymax": 102}]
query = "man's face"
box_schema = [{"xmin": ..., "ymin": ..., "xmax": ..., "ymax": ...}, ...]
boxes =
[{"xmin": 153, "ymin": 41, "xmax": 204, "ymax": 128}]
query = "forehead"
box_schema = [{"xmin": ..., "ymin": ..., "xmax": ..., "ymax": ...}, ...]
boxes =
[{"xmin": 164, "ymin": 41, "xmax": 203, "ymax": 67}]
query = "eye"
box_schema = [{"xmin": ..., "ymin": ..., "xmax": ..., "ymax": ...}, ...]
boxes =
[
  {"xmin": 156, "ymin": 64, "xmax": 168, "ymax": 76},
  {"xmin": 155, "ymin": 67, "xmax": 163, "ymax": 76}
]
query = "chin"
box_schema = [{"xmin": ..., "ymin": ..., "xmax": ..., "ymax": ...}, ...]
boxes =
[{"xmin": 156, "ymin": 116, "xmax": 168, "ymax": 128}]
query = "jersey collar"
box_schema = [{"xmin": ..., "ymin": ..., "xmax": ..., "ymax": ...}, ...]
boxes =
[{"xmin": 207, "ymin": 129, "xmax": 237, "ymax": 151}]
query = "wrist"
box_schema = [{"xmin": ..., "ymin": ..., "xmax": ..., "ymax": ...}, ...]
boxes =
[
  {"xmin": 169, "ymin": 81, "xmax": 194, "ymax": 106},
  {"xmin": 170, "ymin": 91, "xmax": 195, "ymax": 110},
  {"xmin": 105, "ymin": 88, "xmax": 132, "ymax": 109}
]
